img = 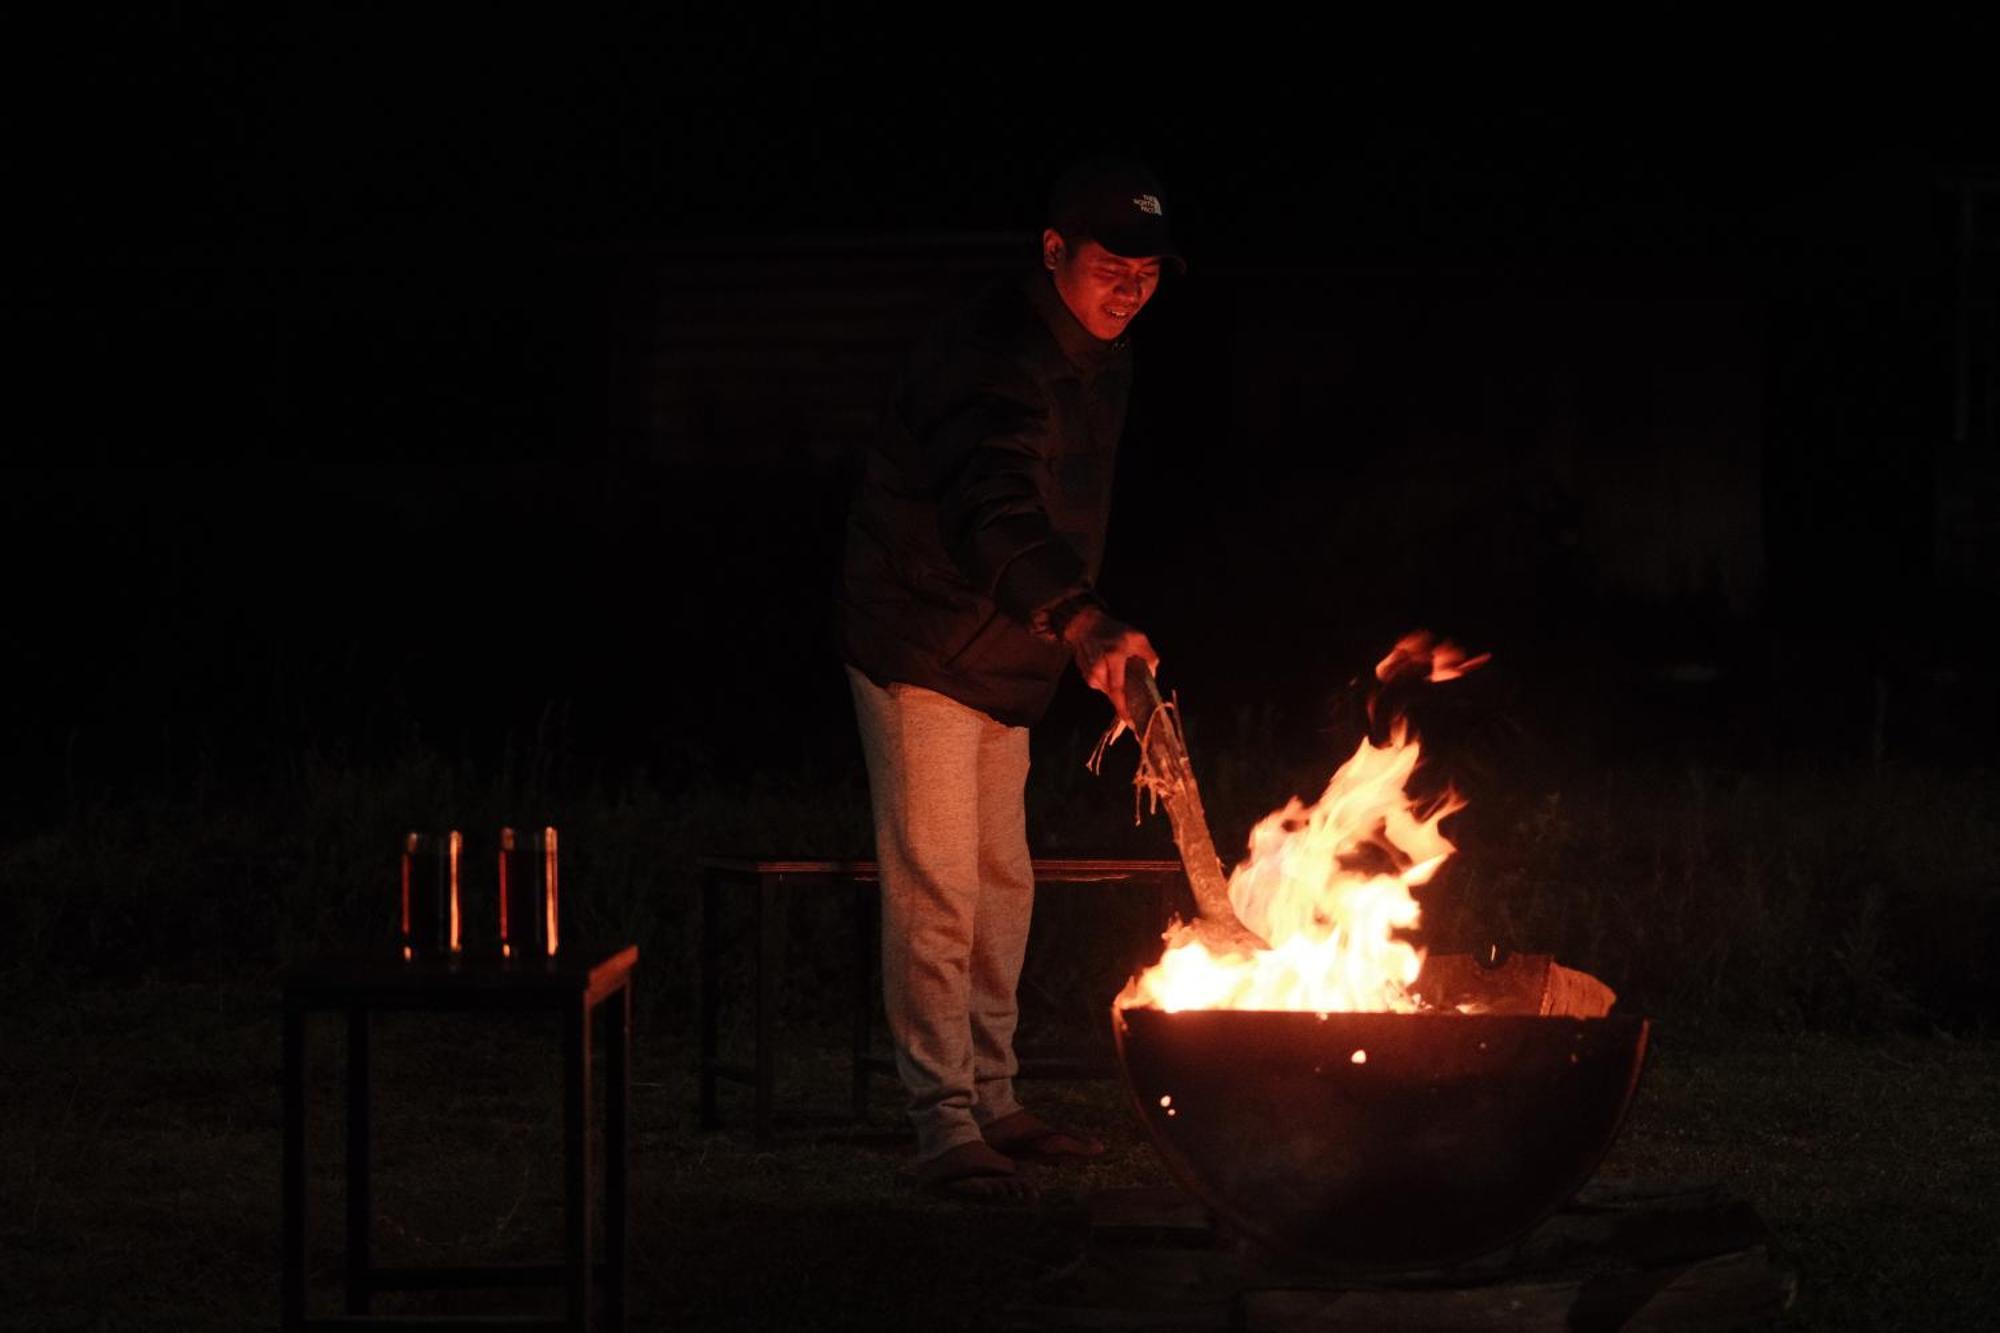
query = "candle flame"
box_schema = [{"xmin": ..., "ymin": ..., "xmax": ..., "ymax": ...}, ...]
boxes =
[
  {"xmin": 544, "ymin": 826, "xmax": 559, "ymax": 957},
  {"xmin": 399, "ymin": 832, "xmax": 416, "ymax": 960},
  {"xmin": 447, "ymin": 831, "xmax": 462, "ymax": 954},
  {"xmin": 498, "ymin": 828, "xmax": 513, "ymax": 958}
]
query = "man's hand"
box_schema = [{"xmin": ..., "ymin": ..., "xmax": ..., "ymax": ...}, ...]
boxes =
[{"xmin": 1062, "ymin": 606, "xmax": 1159, "ymax": 724}]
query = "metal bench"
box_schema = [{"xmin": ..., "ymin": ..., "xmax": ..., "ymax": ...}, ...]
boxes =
[{"xmin": 696, "ymin": 857, "xmax": 1185, "ymax": 1144}]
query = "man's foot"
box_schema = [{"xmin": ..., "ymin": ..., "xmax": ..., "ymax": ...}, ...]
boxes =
[
  {"xmin": 915, "ymin": 1140, "xmax": 1037, "ymax": 1202},
  {"xmin": 981, "ymin": 1110, "xmax": 1105, "ymax": 1164}
]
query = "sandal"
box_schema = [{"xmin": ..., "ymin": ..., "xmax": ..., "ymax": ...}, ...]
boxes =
[
  {"xmin": 915, "ymin": 1140, "xmax": 1036, "ymax": 1201},
  {"xmin": 981, "ymin": 1110, "xmax": 1105, "ymax": 1163}
]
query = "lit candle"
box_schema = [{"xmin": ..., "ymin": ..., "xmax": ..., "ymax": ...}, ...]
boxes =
[
  {"xmin": 544, "ymin": 826, "xmax": 559, "ymax": 957},
  {"xmin": 400, "ymin": 832, "xmax": 416, "ymax": 961},
  {"xmin": 448, "ymin": 830, "xmax": 462, "ymax": 954},
  {"xmin": 498, "ymin": 828, "xmax": 513, "ymax": 959}
]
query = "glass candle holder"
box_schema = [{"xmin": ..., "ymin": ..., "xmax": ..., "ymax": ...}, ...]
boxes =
[
  {"xmin": 498, "ymin": 825, "xmax": 560, "ymax": 958},
  {"xmin": 399, "ymin": 830, "xmax": 463, "ymax": 960}
]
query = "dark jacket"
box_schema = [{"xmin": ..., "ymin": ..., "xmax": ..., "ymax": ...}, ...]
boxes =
[{"xmin": 838, "ymin": 270, "xmax": 1132, "ymax": 726}]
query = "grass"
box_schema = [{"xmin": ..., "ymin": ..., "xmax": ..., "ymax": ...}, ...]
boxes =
[
  {"xmin": 2, "ymin": 980, "xmax": 1995, "ymax": 1330},
  {"xmin": 2, "ymin": 721, "xmax": 1995, "ymax": 1327},
  {"xmin": 11, "ymin": 721, "xmax": 1992, "ymax": 1034}
]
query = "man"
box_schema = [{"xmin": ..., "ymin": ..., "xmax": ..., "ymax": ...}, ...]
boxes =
[{"xmin": 837, "ymin": 158, "xmax": 1181, "ymax": 1199}]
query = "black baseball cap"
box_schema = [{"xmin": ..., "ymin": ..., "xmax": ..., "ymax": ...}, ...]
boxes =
[{"xmin": 1046, "ymin": 157, "xmax": 1186, "ymax": 274}]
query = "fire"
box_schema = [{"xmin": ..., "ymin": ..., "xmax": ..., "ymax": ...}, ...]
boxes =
[
  {"xmin": 1373, "ymin": 629, "xmax": 1489, "ymax": 684},
  {"xmin": 1118, "ymin": 634, "xmax": 1479, "ymax": 1014}
]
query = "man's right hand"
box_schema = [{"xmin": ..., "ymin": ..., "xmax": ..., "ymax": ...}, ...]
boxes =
[{"xmin": 1063, "ymin": 606, "xmax": 1159, "ymax": 724}]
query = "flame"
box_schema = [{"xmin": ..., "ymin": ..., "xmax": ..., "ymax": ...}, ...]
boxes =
[
  {"xmin": 1126, "ymin": 734, "xmax": 1458, "ymax": 1012},
  {"xmin": 1118, "ymin": 635, "xmax": 1484, "ymax": 1014},
  {"xmin": 1121, "ymin": 721, "xmax": 1461, "ymax": 1012},
  {"xmin": 1375, "ymin": 629, "xmax": 1490, "ymax": 684}
]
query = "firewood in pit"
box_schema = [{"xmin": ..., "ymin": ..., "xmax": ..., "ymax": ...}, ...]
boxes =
[{"xmin": 1121, "ymin": 658, "xmax": 1268, "ymax": 957}]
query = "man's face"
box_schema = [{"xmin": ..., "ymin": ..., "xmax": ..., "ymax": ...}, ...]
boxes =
[{"xmin": 1044, "ymin": 230, "xmax": 1163, "ymax": 342}]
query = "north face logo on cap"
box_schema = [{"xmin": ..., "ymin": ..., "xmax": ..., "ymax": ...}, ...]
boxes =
[{"xmin": 1132, "ymin": 194, "xmax": 1163, "ymax": 216}]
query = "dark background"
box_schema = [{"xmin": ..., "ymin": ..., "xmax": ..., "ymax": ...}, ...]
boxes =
[
  {"xmin": 7, "ymin": 20, "xmax": 1995, "ymax": 1003},
  {"xmin": 6, "ymin": 29, "xmax": 1999, "ymax": 1327}
]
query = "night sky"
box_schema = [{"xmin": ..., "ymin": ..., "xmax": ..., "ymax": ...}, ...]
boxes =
[
  {"xmin": 13, "ymin": 20, "xmax": 1996, "ymax": 828},
  {"xmin": 7, "ymin": 34, "xmax": 1995, "ymax": 1325},
  {"xmin": 51, "ymin": 26, "xmax": 1987, "ymax": 260}
]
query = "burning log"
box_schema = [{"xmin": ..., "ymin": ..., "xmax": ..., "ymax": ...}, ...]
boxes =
[
  {"xmin": 1413, "ymin": 951, "xmax": 1617, "ymax": 1019},
  {"xmin": 1122, "ymin": 659, "xmax": 1268, "ymax": 957}
]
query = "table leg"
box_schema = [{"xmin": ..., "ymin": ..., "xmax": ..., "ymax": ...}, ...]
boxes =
[
  {"xmin": 754, "ymin": 872, "xmax": 781, "ymax": 1146},
  {"xmin": 698, "ymin": 868, "xmax": 721, "ymax": 1131},
  {"xmin": 604, "ymin": 982, "xmax": 631, "ymax": 1331},
  {"xmin": 564, "ymin": 995, "xmax": 596, "ymax": 1332},
  {"xmin": 345, "ymin": 1006, "xmax": 372, "ymax": 1315},
  {"xmin": 851, "ymin": 880, "xmax": 874, "ymax": 1121},
  {"xmin": 282, "ymin": 1000, "xmax": 306, "ymax": 1332}
]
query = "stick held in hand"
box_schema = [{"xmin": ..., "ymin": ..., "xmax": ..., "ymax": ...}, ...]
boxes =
[{"xmin": 1124, "ymin": 659, "xmax": 1268, "ymax": 956}]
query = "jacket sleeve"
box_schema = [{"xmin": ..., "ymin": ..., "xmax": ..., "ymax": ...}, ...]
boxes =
[{"xmin": 918, "ymin": 351, "xmax": 1094, "ymax": 629}]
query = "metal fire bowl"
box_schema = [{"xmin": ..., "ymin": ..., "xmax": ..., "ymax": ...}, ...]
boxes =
[{"xmin": 1112, "ymin": 1005, "xmax": 1650, "ymax": 1271}]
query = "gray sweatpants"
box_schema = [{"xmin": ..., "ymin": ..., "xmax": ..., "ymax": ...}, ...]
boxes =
[{"xmin": 846, "ymin": 666, "xmax": 1033, "ymax": 1160}]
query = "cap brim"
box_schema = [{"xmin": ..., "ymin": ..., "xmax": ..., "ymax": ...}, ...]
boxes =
[{"xmin": 1095, "ymin": 223, "xmax": 1187, "ymax": 275}]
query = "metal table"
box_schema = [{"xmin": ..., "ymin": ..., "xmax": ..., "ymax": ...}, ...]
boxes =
[
  {"xmin": 696, "ymin": 857, "xmax": 1184, "ymax": 1143},
  {"xmin": 282, "ymin": 945, "xmax": 637, "ymax": 1332}
]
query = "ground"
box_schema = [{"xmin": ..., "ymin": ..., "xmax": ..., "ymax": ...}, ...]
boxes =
[{"xmin": 3, "ymin": 979, "xmax": 1995, "ymax": 1331}]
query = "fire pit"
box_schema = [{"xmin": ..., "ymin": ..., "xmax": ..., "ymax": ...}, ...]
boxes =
[
  {"xmin": 1113, "ymin": 961, "xmax": 1649, "ymax": 1271},
  {"xmin": 1105, "ymin": 637, "xmax": 1650, "ymax": 1271}
]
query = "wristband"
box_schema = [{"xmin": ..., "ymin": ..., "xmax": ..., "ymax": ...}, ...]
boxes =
[{"xmin": 1037, "ymin": 591, "xmax": 1106, "ymax": 642}]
